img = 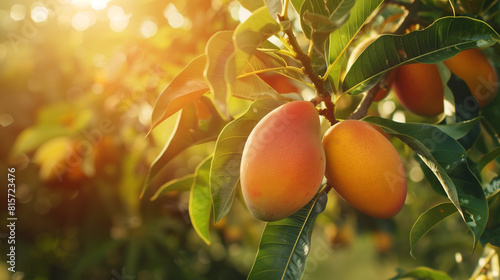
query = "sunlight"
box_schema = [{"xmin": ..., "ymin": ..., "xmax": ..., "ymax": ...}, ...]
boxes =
[
  {"xmin": 71, "ymin": 0, "xmax": 111, "ymax": 10},
  {"xmin": 10, "ymin": 4, "xmax": 27, "ymax": 21},
  {"xmin": 141, "ymin": 18, "xmax": 158, "ymax": 38},
  {"xmin": 31, "ymin": 4, "xmax": 49, "ymax": 23},
  {"xmin": 164, "ymin": 3, "xmax": 185, "ymax": 29},
  {"xmin": 108, "ymin": 5, "xmax": 130, "ymax": 32}
]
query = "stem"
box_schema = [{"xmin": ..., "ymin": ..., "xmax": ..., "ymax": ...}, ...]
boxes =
[
  {"xmin": 236, "ymin": 66, "xmax": 304, "ymax": 79},
  {"xmin": 281, "ymin": 0, "xmax": 290, "ymax": 19},
  {"xmin": 277, "ymin": 14, "xmax": 337, "ymax": 125}
]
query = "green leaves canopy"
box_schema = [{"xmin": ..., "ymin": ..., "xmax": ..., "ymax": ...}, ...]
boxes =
[{"xmin": 343, "ymin": 16, "xmax": 500, "ymax": 94}]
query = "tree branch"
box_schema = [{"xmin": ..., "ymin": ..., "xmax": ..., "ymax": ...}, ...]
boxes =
[{"xmin": 278, "ymin": 15, "xmax": 337, "ymax": 125}]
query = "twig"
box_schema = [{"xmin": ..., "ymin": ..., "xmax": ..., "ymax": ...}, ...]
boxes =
[{"xmin": 277, "ymin": 14, "xmax": 337, "ymax": 125}]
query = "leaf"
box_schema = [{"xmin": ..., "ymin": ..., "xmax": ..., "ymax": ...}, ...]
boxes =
[
  {"xmin": 432, "ymin": 118, "xmax": 481, "ymax": 140},
  {"xmin": 236, "ymin": 0, "xmax": 265, "ymax": 12},
  {"xmin": 328, "ymin": 0, "xmax": 385, "ymax": 90},
  {"xmin": 264, "ymin": 0, "xmax": 282, "ymax": 20},
  {"xmin": 225, "ymin": 7, "xmax": 281, "ymax": 83},
  {"xmin": 205, "ymin": 31, "xmax": 236, "ymax": 116},
  {"xmin": 390, "ymin": 266, "xmax": 452, "ymax": 280},
  {"xmin": 290, "ymin": 0, "xmax": 305, "ymax": 13},
  {"xmin": 476, "ymin": 147, "xmax": 500, "ymax": 173},
  {"xmin": 12, "ymin": 125, "xmax": 68, "ymax": 154},
  {"xmin": 150, "ymin": 55, "xmax": 209, "ymax": 131},
  {"xmin": 210, "ymin": 99, "xmax": 285, "ymax": 223},
  {"xmin": 300, "ymin": 0, "xmax": 355, "ymax": 54},
  {"xmin": 362, "ymin": 116, "xmax": 488, "ymax": 247},
  {"xmin": 409, "ymin": 203, "xmax": 457, "ymax": 257},
  {"xmin": 150, "ymin": 174, "xmax": 195, "ymax": 201},
  {"xmin": 142, "ymin": 97, "xmax": 226, "ymax": 200},
  {"xmin": 445, "ymin": 73, "xmax": 481, "ymax": 150},
  {"xmin": 343, "ymin": 16, "xmax": 500, "ymax": 94},
  {"xmin": 247, "ymin": 191, "xmax": 328, "ymax": 280},
  {"xmin": 189, "ymin": 156, "xmax": 213, "ymax": 245}
]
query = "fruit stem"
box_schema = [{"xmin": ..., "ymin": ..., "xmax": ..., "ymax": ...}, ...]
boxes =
[{"xmin": 277, "ymin": 14, "xmax": 337, "ymax": 125}]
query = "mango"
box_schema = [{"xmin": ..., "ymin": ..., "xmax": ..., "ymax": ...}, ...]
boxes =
[
  {"xmin": 444, "ymin": 48, "xmax": 498, "ymax": 108},
  {"xmin": 240, "ymin": 101, "xmax": 325, "ymax": 221},
  {"xmin": 393, "ymin": 63, "xmax": 444, "ymax": 117},
  {"xmin": 322, "ymin": 120, "xmax": 407, "ymax": 219}
]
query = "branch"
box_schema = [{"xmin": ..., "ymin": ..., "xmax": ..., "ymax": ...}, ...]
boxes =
[{"xmin": 278, "ymin": 15, "xmax": 337, "ymax": 125}]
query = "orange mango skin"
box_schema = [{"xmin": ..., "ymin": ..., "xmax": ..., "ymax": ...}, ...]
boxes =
[
  {"xmin": 393, "ymin": 63, "xmax": 444, "ymax": 117},
  {"xmin": 240, "ymin": 101, "xmax": 326, "ymax": 221},
  {"xmin": 373, "ymin": 70, "xmax": 396, "ymax": 102},
  {"xmin": 322, "ymin": 120, "xmax": 407, "ymax": 219},
  {"xmin": 444, "ymin": 48, "xmax": 498, "ymax": 108}
]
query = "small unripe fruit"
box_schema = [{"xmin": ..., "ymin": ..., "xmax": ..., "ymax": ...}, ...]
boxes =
[
  {"xmin": 322, "ymin": 120, "xmax": 407, "ymax": 219},
  {"xmin": 444, "ymin": 48, "xmax": 498, "ymax": 108},
  {"xmin": 240, "ymin": 101, "xmax": 325, "ymax": 221},
  {"xmin": 393, "ymin": 63, "xmax": 444, "ymax": 117}
]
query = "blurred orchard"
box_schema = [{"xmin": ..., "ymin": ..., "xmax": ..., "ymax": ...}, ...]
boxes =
[{"xmin": 0, "ymin": 0, "xmax": 499, "ymax": 280}]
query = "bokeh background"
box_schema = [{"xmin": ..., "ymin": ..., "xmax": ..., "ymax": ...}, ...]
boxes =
[{"xmin": 0, "ymin": 0, "xmax": 498, "ymax": 279}]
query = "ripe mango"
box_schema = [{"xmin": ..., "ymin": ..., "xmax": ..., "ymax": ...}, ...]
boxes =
[
  {"xmin": 240, "ymin": 101, "xmax": 326, "ymax": 221},
  {"xmin": 322, "ymin": 120, "xmax": 407, "ymax": 219},
  {"xmin": 444, "ymin": 48, "xmax": 498, "ymax": 108},
  {"xmin": 393, "ymin": 63, "xmax": 444, "ymax": 117}
]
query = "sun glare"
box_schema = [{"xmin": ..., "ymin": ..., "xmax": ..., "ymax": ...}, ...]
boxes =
[
  {"xmin": 71, "ymin": 0, "xmax": 111, "ymax": 10},
  {"xmin": 163, "ymin": 3, "xmax": 185, "ymax": 29},
  {"xmin": 10, "ymin": 4, "xmax": 27, "ymax": 21}
]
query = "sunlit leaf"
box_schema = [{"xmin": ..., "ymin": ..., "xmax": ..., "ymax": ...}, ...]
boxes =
[
  {"xmin": 290, "ymin": 0, "xmax": 305, "ymax": 13},
  {"xmin": 264, "ymin": 0, "xmax": 282, "ymax": 19},
  {"xmin": 205, "ymin": 31, "xmax": 235, "ymax": 116},
  {"xmin": 150, "ymin": 55, "xmax": 209, "ymax": 131},
  {"xmin": 343, "ymin": 16, "xmax": 500, "ymax": 94},
  {"xmin": 328, "ymin": 0, "xmax": 384, "ymax": 90},
  {"xmin": 12, "ymin": 125, "xmax": 68, "ymax": 154},
  {"xmin": 237, "ymin": 0, "xmax": 265, "ymax": 12},
  {"xmin": 150, "ymin": 174, "xmax": 195, "ymax": 201},
  {"xmin": 300, "ymin": 0, "xmax": 355, "ymax": 54},
  {"xmin": 189, "ymin": 156, "xmax": 213, "ymax": 245},
  {"xmin": 230, "ymin": 75, "xmax": 279, "ymax": 100},
  {"xmin": 225, "ymin": 7, "xmax": 281, "ymax": 83},
  {"xmin": 142, "ymin": 97, "xmax": 226, "ymax": 200},
  {"xmin": 247, "ymin": 191, "xmax": 328, "ymax": 280},
  {"xmin": 210, "ymin": 99, "xmax": 285, "ymax": 223},
  {"xmin": 362, "ymin": 116, "xmax": 488, "ymax": 247},
  {"xmin": 390, "ymin": 266, "xmax": 452, "ymax": 280}
]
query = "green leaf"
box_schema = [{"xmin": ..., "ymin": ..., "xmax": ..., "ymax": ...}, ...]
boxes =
[
  {"xmin": 142, "ymin": 97, "xmax": 226, "ymax": 200},
  {"xmin": 247, "ymin": 191, "xmax": 328, "ymax": 280},
  {"xmin": 290, "ymin": 0, "xmax": 305, "ymax": 13},
  {"xmin": 225, "ymin": 7, "xmax": 281, "ymax": 83},
  {"xmin": 205, "ymin": 31, "xmax": 236, "ymax": 116},
  {"xmin": 476, "ymin": 147, "xmax": 500, "ymax": 173},
  {"xmin": 300, "ymin": 0, "xmax": 355, "ymax": 54},
  {"xmin": 390, "ymin": 266, "xmax": 452, "ymax": 280},
  {"xmin": 409, "ymin": 203, "xmax": 457, "ymax": 257},
  {"xmin": 328, "ymin": 0, "xmax": 384, "ymax": 90},
  {"xmin": 210, "ymin": 99, "xmax": 285, "ymax": 223},
  {"xmin": 343, "ymin": 16, "xmax": 500, "ymax": 94},
  {"xmin": 362, "ymin": 116, "xmax": 488, "ymax": 247},
  {"xmin": 432, "ymin": 118, "xmax": 481, "ymax": 140},
  {"xmin": 236, "ymin": 0, "xmax": 265, "ymax": 12},
  {"xmin": 12, "ymin": 125, "xmax": 68, "ymax": 154},
  {"xmin": 150, "ymin": 55, "xmax": 209, "ymax": 131},
  {"xmin": 189, "ymin": 156, "xmax": 213, "ymax": 245},
  {"xmin": 149, "ymin": 174, "xmax": 195, "ymax": 201}
]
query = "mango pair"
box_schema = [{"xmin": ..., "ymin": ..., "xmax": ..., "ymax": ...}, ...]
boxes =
[{"xmin": 240, "ymin": 101, "xmax": 407, "ymax": 221}]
